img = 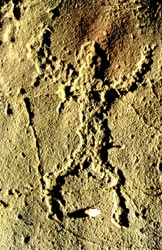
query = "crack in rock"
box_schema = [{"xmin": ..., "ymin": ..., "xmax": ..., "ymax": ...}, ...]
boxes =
[{"xmin": 23, "ymin": 97, "xmax": 45, "ymax": 193}]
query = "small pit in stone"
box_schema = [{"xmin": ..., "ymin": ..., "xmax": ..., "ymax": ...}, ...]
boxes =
[
  {"xmin": 7, "ymin": 104, "xmax": 13, "ymax": 115},
  {"xmin": 18, "ymin": 214, "xmax": 23, "ymax": 220},
  {"xmin": 10, "ymin": 37, "xmax": 15, "ymax": 42},
  {"xmin": 20, "ymin": 88, "xmax": 26, "ymax": 95},
  {"xmin": 159, "ymin": 163, "xmax": 162, "ymax": 171},
  {"xmin": 8, "ymin": 189, "xmax": 14, "ymax": 195},
  {"xmin": 24, "ymin": 235, "xmax": 30, "ymax": 244},
  {"xmin": 21, "ymin": 152, "xmax": 26, "ymax": 157}
]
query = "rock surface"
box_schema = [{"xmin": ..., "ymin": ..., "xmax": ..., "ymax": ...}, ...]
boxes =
[{"xmin": 0, "ymin": 0, "xmax": 162, "ymax": 249}]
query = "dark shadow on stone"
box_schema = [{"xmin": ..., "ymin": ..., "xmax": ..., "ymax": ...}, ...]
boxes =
[
  {"xmin": 0, "ymin": 0, "xmax": 10, "ymax": 7},
  {"xmin": 50, "ymin": 2, "xmax": 63, "ymax": 20},
  {"xmin": 24, "ymin": 235, "xmax": 30, "ymax": 244},
  {"xmin": 12, "ymin": 0, "xmax": 22, "ymax": 4},
  {"xmin": 119, "ymin": 208, "xmax": 129, "ymax": 228},
  {"xmin": 24, "ymin": 97, "xmax": 34, "ymax": 124},
  {"xmin": 159, "ymin": 162, "xmax": 162, "ymax": 171},
  {"xmin": 82, "ymin": 158, "xmax": 92, "ymax": 170},
  {"xmin": 116, "ymin": 186, "xmax": 129, "ymax": 228},
  {"xmin": 129, "ymin": 82, "xmax": 137, "ymax": 92},
  {"xmin": 49, "ymin": 199, "xmax": 64, "ymax": 221},
  {"xmin": 117, "ymin": 169, "xmax": 126, "ymax": 185},
  {"xmin": 93, "ymin": 42, "xmax": 110, "ymax": 81},
  {"xmin": 99, "ymin": 119, "xmax": 113, "ymax": 164},
  {"xmin": 66, "ymin": 63, "xmax": 79, "ymax": 80},
  {"xmin": 33, "ymin": 75, "xmax": 43, "ymax": 87},
  {"xmin": 13, "ymin": 6, "xmax": 21, "ymax": 20},
  {"xmin": 70, "ymin": 164, "xmax": 80, "ymax": 177},
  {"xmin": 48, "ymin": 176, "xmax": 66, "ymax": 221},
  {"xmin": 67, "ymin": 208, "xmax": 87, "ymax": 219},
  {"xmin": 20, "ymin": 88, "xmax": 26, "ymax": 94},
  {"xmin": 105, "ymin": 88, "xmax": 119, "ymax": 110},
  {"xmin": 42, "ymin": 29, "xmax": 52, "ymax": 48},
  {"xmin": 7, "ymin": 104, "xmax": 13, "ymax": 115}
]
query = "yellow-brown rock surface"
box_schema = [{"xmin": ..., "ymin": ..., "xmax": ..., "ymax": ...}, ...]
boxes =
[{"xmin": 0, "ymin": 0, "xmax": 162, "ymax": 249}]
